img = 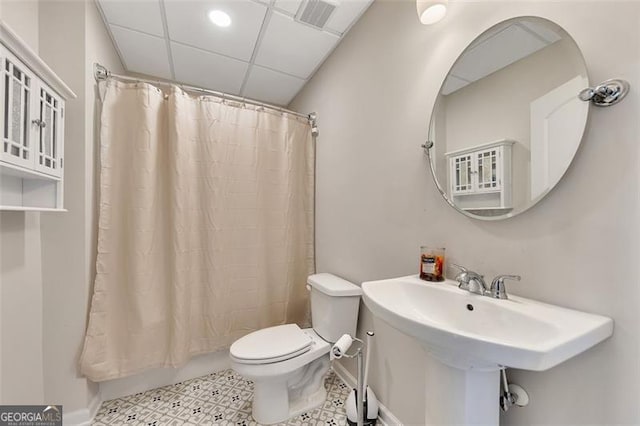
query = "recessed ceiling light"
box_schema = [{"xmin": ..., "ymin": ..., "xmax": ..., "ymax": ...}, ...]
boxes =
[
  {"xmin": 416, "ymin": 0, "xmax": 448, "ymax": 25},
  {"xmin": 208, "ymin": 10, "xmax": 231, "ymax": 28}
]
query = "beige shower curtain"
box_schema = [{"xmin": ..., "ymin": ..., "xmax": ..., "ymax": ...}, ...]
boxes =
[{"xmin": 80, "ymin": 81, "xmax": 315, "ymax": 382}]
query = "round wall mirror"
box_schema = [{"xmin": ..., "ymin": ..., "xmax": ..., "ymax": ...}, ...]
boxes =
[{"xmin": 427, "ymin": 16, "xmax": 589, "ymax": 220}]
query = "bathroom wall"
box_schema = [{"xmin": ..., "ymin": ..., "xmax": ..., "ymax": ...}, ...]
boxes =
[
  {"xmin": 0, "ymin": 0, "xmax": 44, "ymax": 405},
  {"xmin": 291, "ymin": 1, "xmax": 640, "ymax": 424},
  {"xmin": 0, "ymin": 214, "xmax": 44, "ymax": 405},
  {"xmin": 39, "ymin": 0, "xmax": 124, "ymax": 419},
  {"xmin": 0, "ymin": 0, "xmax": 38, "ymax": 50},
  {"xmin": 0, "ymin": 0, "xmax": 124, "ymax": 420},
  {"xmin": 39, "ymin": 0, "xmax": 95, "ymax": 414}
]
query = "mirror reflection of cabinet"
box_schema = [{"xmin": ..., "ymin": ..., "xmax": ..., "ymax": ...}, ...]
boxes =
[
  {"xmin": 1, "ymin": 22, "xmax": 74, "ymax": 211},
  {"xmin": 445, "ymin": 140, "xmax": 514, "ymax": 215}
]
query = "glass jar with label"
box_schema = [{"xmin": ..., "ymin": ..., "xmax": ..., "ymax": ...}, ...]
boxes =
[{"xmin": 420, "ymin": 246, "xmax": 445, "ymax": 281}]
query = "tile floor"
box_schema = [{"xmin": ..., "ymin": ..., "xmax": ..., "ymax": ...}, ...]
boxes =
[{"xmin": 92, "ymin": 369, "xmax": 352, "ymax": 426}]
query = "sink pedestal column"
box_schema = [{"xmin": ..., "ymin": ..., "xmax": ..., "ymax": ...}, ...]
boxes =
[{"xmin": 424, "ymin": 354, "xmax": 500, "ymax": 425}]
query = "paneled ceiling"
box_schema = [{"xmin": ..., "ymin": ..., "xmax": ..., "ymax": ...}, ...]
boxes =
[
  {"xmin": 97, "ymin": 0, "xmax": 373, "ymax": 106},
  {"xmin": 442, "ymin": 20, "xmax": 562, "ymax": 95}
]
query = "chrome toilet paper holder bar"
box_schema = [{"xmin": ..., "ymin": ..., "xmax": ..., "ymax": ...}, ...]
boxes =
[
  {"xmin": 339, "ymin": 337, "xmax": 364, "ymax": 359},
  {"xmin": 333, "ymin": 335, "xmax": 372, "ymax": 426}
]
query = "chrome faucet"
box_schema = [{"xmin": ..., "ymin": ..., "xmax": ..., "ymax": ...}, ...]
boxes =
[
  {"xmin": 489, "ymin": 275, "xmax": 521, "ymax": 299},
  {"xmin": 452, "ymin": 264, "xmax": 487, "ymax": 296}
]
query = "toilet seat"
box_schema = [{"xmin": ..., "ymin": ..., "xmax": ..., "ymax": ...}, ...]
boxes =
[{"xmin": 230, "ymin": 324, "xmax": 313, "ymax": 365}]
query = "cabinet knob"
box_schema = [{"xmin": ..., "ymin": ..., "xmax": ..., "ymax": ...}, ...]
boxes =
[{"xmin": 32, "ymin": 119, "xmax": 46, "ymax": 128}]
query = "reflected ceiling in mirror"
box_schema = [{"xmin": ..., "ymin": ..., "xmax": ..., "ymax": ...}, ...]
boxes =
[{"xmin": 427, "ymin": 17, "xmax": 589, "ymax": 220}]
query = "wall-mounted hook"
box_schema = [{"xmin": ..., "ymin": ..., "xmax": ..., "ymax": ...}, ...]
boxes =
[
  {"xmin": 94, "ymin": 63, "xmax": 110, "ymax": 81},
  {"xmin": 579, "ymin": 79, "xmax": 630, "ymax": 107},
  {"xmin": 421, "ymin": 140, "xmax": 434, "ymax": 150},
  {"xmin": 309, "ymin": 112, "xmax": 319, "ymax": 137}
]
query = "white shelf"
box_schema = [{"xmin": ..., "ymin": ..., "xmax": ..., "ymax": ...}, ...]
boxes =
[
  {"xmin": 0, "ymin": 206, "xmax": 67, "ymax": 212},
  {"xmin": 445, "ymin": 139, "xmax": 515, "ymax": 158},
  {"xmin": 1, "ymin": 161, "xmax": 61, "ymax": 181},
  {"xmin": 462, "ymin": 207, "xmax": 512, "ymax": 211},
  {"xmin": 453, "ymin": 189, "xmax": 501, "ymax": 196}
]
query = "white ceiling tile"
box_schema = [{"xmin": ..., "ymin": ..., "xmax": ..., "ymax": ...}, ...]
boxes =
[
  {"xmin": 164, "ymin": 0, "xmax": 267, "ymax": 62},
  {"xmin": 98, "ymin": 0, "xmax": 373, "ymax": 106},
  {"xmin": 98, "ymin": 0, "xmax": 164, "ymax": 37},
  {"xmin": 325, "ymin": 0, "xmax": 373, "ymax": 34},
  {"xmin": 441, "ymin": 75, "xmax": 471, "ymax": 96},
  {"xmin": 519, "ymin": 21, "xmax": 562, "ymax": 44},
  {"xmin": 243, "ymin": 65, "xmax": 307, "ymax": 106},
  {"xmin": 171, "ymin": 42, "xmax": 249, "ymax": 94},
  {"xmin": 451, "ymin": 24, "xmax": 549, "ymax": 82},
  {"xmin": 273, "ymin": 0, "xmax": 302, "ymax": 16},
  {"xmin": 110, "ymin": 25, "xmax": 172, "ymax": 78},
  {"xmin": 255, "ymin": 11, "xmax": 339, "ymax": 79}
]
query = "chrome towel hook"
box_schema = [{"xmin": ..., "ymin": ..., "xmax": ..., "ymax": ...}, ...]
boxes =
[{"xmin": 579, "ymin": 78, "xmax": 630, "ymax": 107}]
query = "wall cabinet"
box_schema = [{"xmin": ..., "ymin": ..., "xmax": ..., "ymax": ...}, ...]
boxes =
[
  {"xmin": 0, "ymin": 22, "xmax": 74, "ymax": 211},
  {"xmin": 445, "ymin": 139, "xmax": 514, "ymax": 214}
]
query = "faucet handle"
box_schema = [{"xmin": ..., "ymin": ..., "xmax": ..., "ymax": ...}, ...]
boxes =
[
  {"xmin": 451, "ymin": 263, "xmax": 467, "ymax": 272},
  {"xmin": 451, "ymin": 263, "xmax": 468, "ymax": 276},
  {"xmin": 452, "ymin": 264, "xmax": 487, "ymax": 295},
  {"xmin": 451, "ymin": 263, "xmax": 469, "ymax": 285},
  {"xmin": 489, "ymin": 275, "xmax": 521, "ymax": 300}
]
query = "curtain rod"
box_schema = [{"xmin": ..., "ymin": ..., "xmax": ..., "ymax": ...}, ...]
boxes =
[{"xmin": 93, "ymin": 63, "xmax": 318, "ymax": 134}]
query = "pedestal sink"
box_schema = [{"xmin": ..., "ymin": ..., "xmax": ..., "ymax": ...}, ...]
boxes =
[{"xmin": 362, "ymin": 275, "xmax": 613, "ymax": 425}]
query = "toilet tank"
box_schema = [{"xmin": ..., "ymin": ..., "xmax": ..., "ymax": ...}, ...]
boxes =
[{"xmin": 307, "ymin": 273, "xmax": 362, "ymax": 343}]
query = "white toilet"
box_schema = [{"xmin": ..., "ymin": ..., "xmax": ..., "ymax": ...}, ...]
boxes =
[{"xmin": 230, "ymin": 273, "xmax": 362, "ymax": 424}]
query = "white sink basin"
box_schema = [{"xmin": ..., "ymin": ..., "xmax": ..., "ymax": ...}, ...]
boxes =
[{"xmin": 362, "ymin": 275, "xmax": 613, "ymax": 371}]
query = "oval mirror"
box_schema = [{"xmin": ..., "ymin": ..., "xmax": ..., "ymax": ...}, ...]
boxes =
[{"xmin": 427, "ymin": 17, "xmax": 589, "ymax": 220}]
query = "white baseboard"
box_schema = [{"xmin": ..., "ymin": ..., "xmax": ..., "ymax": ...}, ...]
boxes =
[
  {"xmin": 64, "ymin": 349, "xmax": 230, "ymax": 425},
  {"xmin": 332, "ymin": 361, "xmax": 403, "ymax": 426},
  {"xmin": 100, "ymin": 349, "xmax": 230, "ymax": 401},
  {"xmin": 63, "ymin": 392, "xmax": 101, "ymax": 426}
]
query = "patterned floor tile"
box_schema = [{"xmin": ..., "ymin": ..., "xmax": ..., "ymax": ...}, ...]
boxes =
[{"xmin": 93, "ymin": 369, "xmax": 353, "ymax": 426}]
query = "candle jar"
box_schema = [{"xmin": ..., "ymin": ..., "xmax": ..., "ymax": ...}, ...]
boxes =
[{"xmin": 420, "ymin": 246, "xmax": 445, "ymax": 281}]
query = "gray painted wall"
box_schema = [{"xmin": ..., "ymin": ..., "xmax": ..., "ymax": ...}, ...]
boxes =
[
  {"xmin": 0, "ymin": 0, "xmax": 44, "ymax": 405},
  {"xmin": 291, "ymin": 1, "xmax": 640, "ymax": 424},
  {"xmin": 0, "ymin": 0, "xmax": 123, "ymax": 416}
]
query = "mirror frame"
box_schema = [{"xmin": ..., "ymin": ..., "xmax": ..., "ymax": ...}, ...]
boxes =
[{"xmin": 426, "ymin": 16, "xmax": 590, "ymax": 221}]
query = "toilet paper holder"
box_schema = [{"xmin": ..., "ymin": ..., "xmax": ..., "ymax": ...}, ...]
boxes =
[
  {"xmin": 332, "ymin": 335, "xmax": 364, "ymax": 360},
  {"xmin": 331, "ymin": 333, "xmax": 377, "ymax": 426},
  {"xmin": 342, "ymin": 339, "xmax": 364, "ymax": 359}
]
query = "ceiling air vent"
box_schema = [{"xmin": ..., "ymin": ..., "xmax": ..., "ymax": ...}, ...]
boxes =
[{"xmin": 296, "ymin": 0, "xmax": 338, "ymax": 30}]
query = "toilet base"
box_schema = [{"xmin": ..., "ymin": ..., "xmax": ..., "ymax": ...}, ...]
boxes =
[
  {"xmin": 251, "ymin": 357, "xmax": 330, "ymax": 424},
  {"xmin": 289, "ymin": 380, "xmax": 327, "ymax": 418}
]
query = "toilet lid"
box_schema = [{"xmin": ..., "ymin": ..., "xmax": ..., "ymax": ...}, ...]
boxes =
[{"xmin": 230, "ymin": 324, "xmax": 312, "ymax": 364}]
